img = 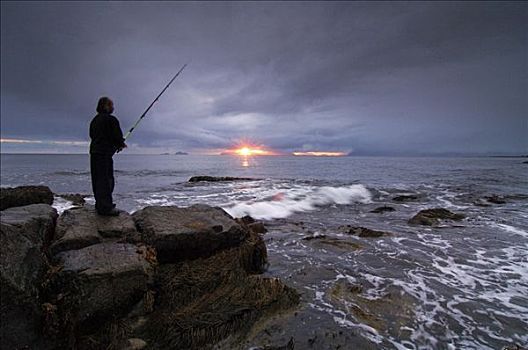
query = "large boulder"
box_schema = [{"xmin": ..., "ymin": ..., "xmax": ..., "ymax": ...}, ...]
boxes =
[
  {"xmin": 409, "ymin": 208, "xmax": 465, "ymax": 226},
  {"xmin": 136, "ymin": 236, "xmax": 297, "ymax": 350},
  {"xmin": 1, "ymin": 204, "xmax": 58, "ymax": 246},
  {"xmin": 0, "ymin": 185, "xmax": 54, "ymax": 210},
  {"xmin": 51, "ymin": 243, "xmax": 155, "ymax": 327},
  {"xmin": 50, "ymin": 206, "xmax": 138, "ymax": 255},
  {"xmin": 133, "ymin": 205, "xmax": 249, "ymax": 263},
  {"xmin": 0, "ymin": 204, "xmax": 57, "ymax": 349}
]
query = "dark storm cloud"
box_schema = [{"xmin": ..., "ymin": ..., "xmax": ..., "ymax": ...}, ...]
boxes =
[{"xmin": 1, "ymin": 1, "xmax": 526, "ymax": 154}]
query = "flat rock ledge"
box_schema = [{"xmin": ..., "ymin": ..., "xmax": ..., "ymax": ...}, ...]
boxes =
[
  {"xmin": 50, "ymin": 205, "xmax": 138, "ymax": 255},
  {"xmin": 133, "ymin": 204, "xmax": 250, "ymax": 263},
  {"xmin": 1, "ymin": 188, "xmax": 298, "ymax": 350}
]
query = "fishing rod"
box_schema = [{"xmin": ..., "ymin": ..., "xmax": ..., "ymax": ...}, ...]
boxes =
[{"xmin": 123, "ymin": 63, "xmax": 188, "ymax": 141}]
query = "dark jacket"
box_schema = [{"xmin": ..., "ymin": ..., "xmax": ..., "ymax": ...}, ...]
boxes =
[{"xmin": 89, "ymin": 113, "xmax": 126, "ymax": 155}]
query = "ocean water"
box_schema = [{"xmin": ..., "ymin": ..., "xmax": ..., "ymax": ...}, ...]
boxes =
[{"xmin": 1, "ymin": 154, "xmax": 527, "ymax": 349}]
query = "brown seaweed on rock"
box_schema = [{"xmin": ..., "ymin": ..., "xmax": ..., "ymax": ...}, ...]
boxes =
[{"xmin": 137, "ymin": 231, "xmax": 299, "ymax": 349}]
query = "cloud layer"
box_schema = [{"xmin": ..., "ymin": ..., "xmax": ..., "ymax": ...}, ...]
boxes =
[{"xmin": 1, "ymin": 2, "xmax": 526, "ymax": 154}]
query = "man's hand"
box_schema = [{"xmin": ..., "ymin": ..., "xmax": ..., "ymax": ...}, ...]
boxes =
[{"xmin": 117, "ymin": 143, "xmax": 127, "ymax": 153}]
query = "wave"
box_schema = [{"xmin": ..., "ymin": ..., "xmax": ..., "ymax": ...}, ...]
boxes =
[{"xmin": 223, "ymin": 184, "xmax": 372, "ymax": 220}]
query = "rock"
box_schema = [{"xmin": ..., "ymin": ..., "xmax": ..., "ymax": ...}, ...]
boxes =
[
  {"xmin": 393, "ymin": 194, "xmax": 419, "ymax": 202},
  {"xmin": 52, "ymin": 243, "xmax": 155, "ymax": 325},
  {"xmin": 338, "ymin": 225, "xmax": 392, "ymax": 237},
  {"xmin": 237, "ymin": 216, "xmax": 267, "ymax": 234},
  {"xmin": 188, "ymin": 176, "xmax": 255, "ymax": 182},
  {"xmin": 409, "ymin": 208, "xmax": 465, "ymax": 226},
  {"xmin": 303, "ymin": 235, "xmax": 362, "ymax": 250},
  {"xmin": 0, "ymin": 204, "xmax": 58, "ymax": 246},
  {"xmin": 138, "ymin": 243, "xmax": 298, "ymax": 349},
  {"xmin": 0, "ymin": 185, "xmax": 54, "ymax": 210},
  {"xmin": 0, "ymin": 204, "xmax": 57, "ymax": 349},
  {"xmin": 249, "ymin": 222, "xmax": 268, "ymax": 234},
  {"xmin": 522, "ymin": 161, "xmax": 528, "ymax": 164},
  {"xmin": 370, "ymin": 206, "xmax": 396, "ymax": 213},
  {"xmin": 302, "ymin": 234, "xmax": 327, "ymax": 241},
  {"xmin": 328, "ymin": 280, "xmax": 415, "ymax": 332},
  {"xmin": 257, "ymin": 338, "xmax": 295, "ymax": 350},
  {"xmin": 57, "ymin": 193, "xmax": 87, "ymax": 206},
  {"xmin": 1, "ymin": 198, "xmax": 295, "ymax": 350},
  {"xmin": 485, "ymin": 195, "xmax": 506, "ymax": 204},
  {"xmin": 133, "ymin": 205, "xmax": 249, "ymax": 263},
  {"xmin": 50, "ymin": 206, "xmax": 138, "ymax": 255},
  {"xmin": 238, "ymin": 215, "xmax": 256, "ymax": 225}
]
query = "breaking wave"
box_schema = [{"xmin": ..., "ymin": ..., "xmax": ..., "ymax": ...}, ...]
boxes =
[{"xmin": 223, "ymin": 184, "xmax": 372, "ymax": 220}]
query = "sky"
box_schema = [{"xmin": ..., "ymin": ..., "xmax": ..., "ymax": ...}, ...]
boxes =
[{"xmin": 1, "ymin": 1, "xmax": 527, "ymax": 155}]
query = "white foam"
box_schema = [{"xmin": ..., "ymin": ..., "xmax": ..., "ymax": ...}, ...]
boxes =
[
  {"xmin": 223, "ymin": 184, "xmax": 372, "ymax": 220},
  {"xmin": 52, "ymin": 196, "xmax": 77, "ymax": 214},
  {"xmin": 493, "ymin": 223, "xmax": 528, "ymax": 238}
]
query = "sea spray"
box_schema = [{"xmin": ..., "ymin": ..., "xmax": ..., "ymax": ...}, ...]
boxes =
[{"xmin": 224, "ymin": 184, "xmax": 372, "ymax": 220}]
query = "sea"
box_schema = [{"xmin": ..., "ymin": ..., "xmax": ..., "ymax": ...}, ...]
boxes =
[{"xmin": 1, "ymin": 154, "xmax": 527, "ymax": 350}]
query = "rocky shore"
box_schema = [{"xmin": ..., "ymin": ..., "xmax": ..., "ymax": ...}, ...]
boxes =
[{"xmin": 0, "ymin": 186, "xmax": 299, "ymax": 349}]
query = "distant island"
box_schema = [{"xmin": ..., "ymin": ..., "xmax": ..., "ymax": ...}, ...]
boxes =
[{"xmin": 161, "ymin": 151, "xmax": 188, "ymax": 155}]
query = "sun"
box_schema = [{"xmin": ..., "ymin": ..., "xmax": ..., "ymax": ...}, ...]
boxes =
[
  {"xmin": 237, "ymin": 147, "xmax": 251, "ymax": 156},
  {"xmin": 222, "ymin": 144, "xmax": 278, "ymax": 156}
]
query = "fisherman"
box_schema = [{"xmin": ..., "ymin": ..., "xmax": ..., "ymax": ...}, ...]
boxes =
[{"xmin": 89, "ymin": 97, "xmax": 127, "ymax": 216}]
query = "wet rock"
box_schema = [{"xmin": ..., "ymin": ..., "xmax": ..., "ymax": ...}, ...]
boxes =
[
  {"xmin": 370, "ymin": 206, "xmax": 396, "ymax": 213},
  {"xmin": 502, "ymin": 344, "xmax": 527, "ymax": 350},
  {"xmin": 50, "ymin": 206, "xmax": 138, "ymax": 255},
  {"xmin": 0, "ymin": 204, "xmax": 57, "ymax": 349},
  {"xmin": 57, "ymin": 193, "xmax": 87, "ymax": 206},
  {"xmin": 249, "ymin": 222, "xmax": 268, "ymax": 234},
  {"xmin": 338, "ymin": 225, "xmax": 392, "ymax": 237},
  {"xmin": 485, "ymin": 195, "xmax": 506, "ymax": 204},
  {"xmin": 328, "ymin": 280, "xmax": 415, "ymax": 332},
  {"xmin": 237, "ymin": 215, "xmax": 268, "ymax": 234},
  {"xmin": 133, "ymin": 205, "xmax": 249, "ymax": 263},
  {"xmin": 256, "ymin": 337, "xmax": 295, "ymax": 350},
  {"xmin": 302, "ymin": 234, "xmax": 327, "ymax": 241},
  {"xmin": 305, "ymin": 236, "xmax": 362, "ymax": 250},
  {"xmin": 52, "ymin": 243, "xmax": 155, "ymax": 325},
  {"xmin": 0, "ymin": 185, "xmax": 54, "ymax": 210},
  {"xmin": 408, "ymin": 208, "xmax": 465, "ymax": 226},
  {"xmin": 138, "ymin": 241, "xmax": 298, "ymax": 350},
  {"xmin": 188, "ymin": 175, "xmax": 255, "ymax": 182},
  {"xmin": 1, "ymin": 199, "xmax": 294, "ymax": 350},
  {"xmin": 238, "ymin": 215, "xmax": 256, "ymax": 225},
  {"xmin": 393, "ymin": 194, "xmax": 419, "ymax": 202}
]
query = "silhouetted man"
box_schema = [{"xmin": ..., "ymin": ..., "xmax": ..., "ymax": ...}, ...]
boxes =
[{"xmin": 89, "ymin": 97, "xmax": 127, "ymax": 216}]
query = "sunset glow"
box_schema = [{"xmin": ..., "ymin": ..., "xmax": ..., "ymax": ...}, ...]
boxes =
[
  {"xmin": 222, "ymin": 145, "xmax": 277, "ymax": 156},
  {"xmin": 292, "ymin": 151, "xmax": 347, "ymax": 157}
]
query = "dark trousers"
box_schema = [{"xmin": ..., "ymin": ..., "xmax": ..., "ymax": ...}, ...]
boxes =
[{"xmin": 90, "ymin": 153, "xmax": 115, "ymax": 213}]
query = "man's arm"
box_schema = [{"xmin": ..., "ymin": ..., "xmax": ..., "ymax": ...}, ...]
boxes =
[{"xmin": 111, "ymin": 116, "xmax": 127, "ymax": 152}]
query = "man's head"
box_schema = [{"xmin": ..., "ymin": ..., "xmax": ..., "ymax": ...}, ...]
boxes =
[{"xmin": 96, "ymin": 97, "xmax": 114, "ymax": 114}]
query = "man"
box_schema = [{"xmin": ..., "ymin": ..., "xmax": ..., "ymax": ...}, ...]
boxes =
[{"xmin": 89, "ymin": 97, "xmax": 127, "ymax": 216}]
